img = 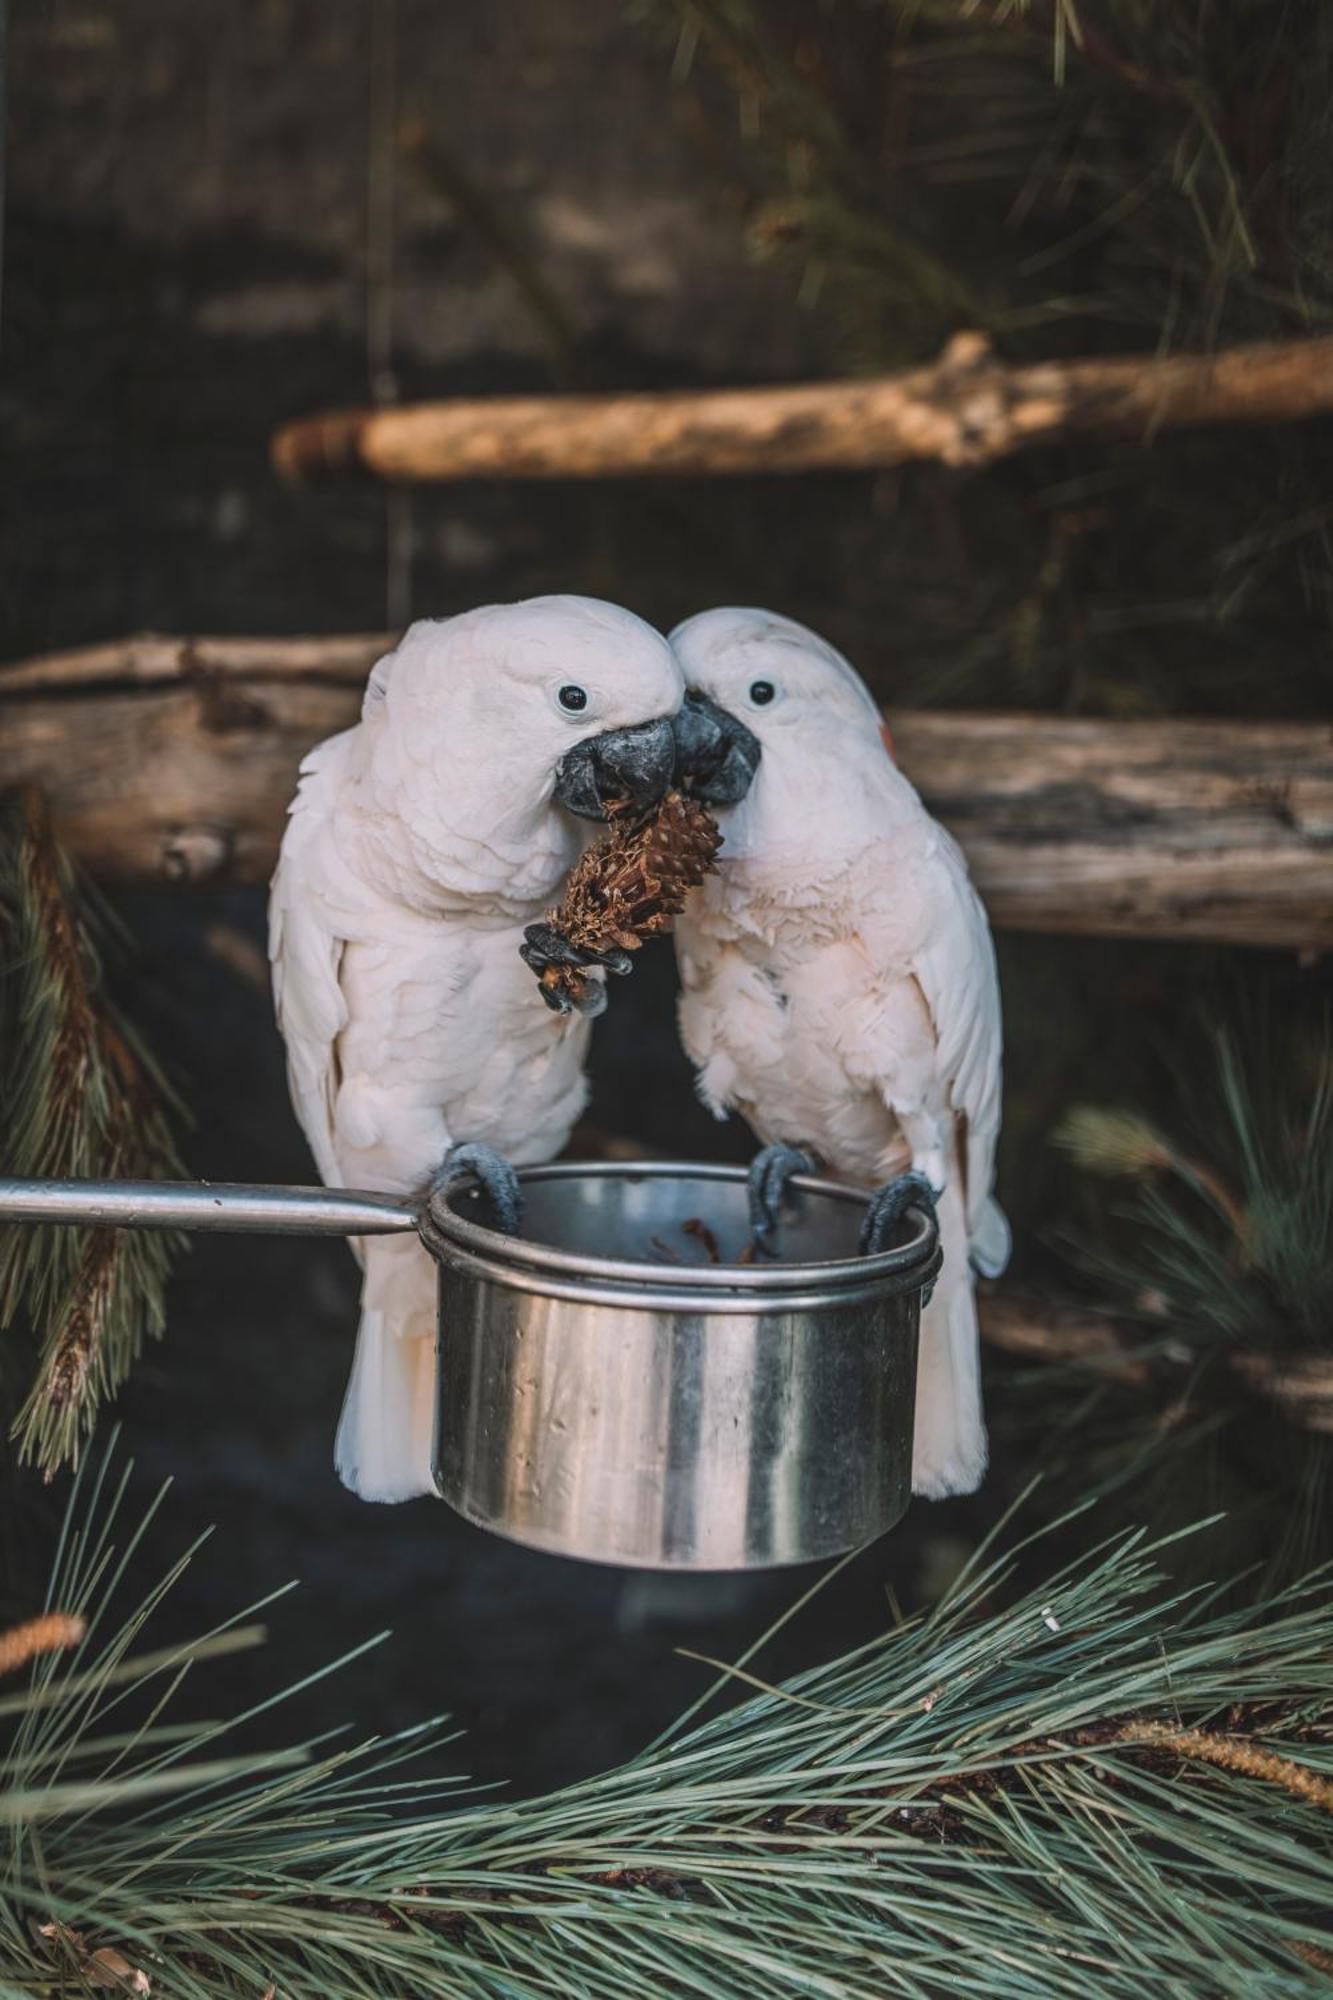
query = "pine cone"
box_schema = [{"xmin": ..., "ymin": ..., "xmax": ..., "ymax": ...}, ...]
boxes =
[{"xmin": 536, "ymin": 791, "xmax": 722, "ymax": 1009}]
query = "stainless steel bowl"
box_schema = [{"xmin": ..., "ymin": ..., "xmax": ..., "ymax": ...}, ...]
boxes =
[{"xmin": 421, "ymin": 1161, "xmax": 939, "ymax": 1571}]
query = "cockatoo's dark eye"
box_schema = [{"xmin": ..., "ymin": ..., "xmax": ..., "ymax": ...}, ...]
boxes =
[
  {"xmin": 557, "ymin": 684, "xmax": 590, "ymax": 714},
  {"xmin": 748, "ymin": 679, "xmax": 777, "ymax": 707}
]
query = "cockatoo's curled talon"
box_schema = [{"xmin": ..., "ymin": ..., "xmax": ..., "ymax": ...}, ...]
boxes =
[
  {"xmin": 746, "ymin": 1143, "xmax": 819, "ymax": 1251},
  {"xmin": 859, "ymin": 1171, "xmax": 938, "ymax": 1258},
  {"xmin": 529, "ymin": 972, "xmax": 608, "ymax": 1020},
  {"xmin": 569, "ymin": 978, "xmax": 609, "ymax": 1020},
  {"xmin": 520, "ymin": 925, "xmax": 634, "ymax": 979},
  {"xmin": 432, "ymin": 1142, "xmax": 524, "ymax": 1238}
]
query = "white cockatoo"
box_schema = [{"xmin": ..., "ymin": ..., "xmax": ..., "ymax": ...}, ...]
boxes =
[
  {"xmin": 269, "ymin": 596, "xmax": 683, "ymax": 1503},
  {"xmin": 668, "ymin": 608, "xmax": 1008, "ymax": 1498}
]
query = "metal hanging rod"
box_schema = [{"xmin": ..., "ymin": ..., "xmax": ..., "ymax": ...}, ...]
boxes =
[{"xmin": 0, "ymin": 1179, "xmax": 419, "ymax": 1237}]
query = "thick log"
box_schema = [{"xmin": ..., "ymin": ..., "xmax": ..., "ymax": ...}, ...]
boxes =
[
  {"xmin": 892, "ymin": 710, "xmax": 1333, "ymax": 950},
  {"xmin": 1, "ymin": 635, "xmax": 1329, "ymax": 948},
  {"xmin": 272, "ymin": 332, "xmax": 1333, "ymax": 485}
]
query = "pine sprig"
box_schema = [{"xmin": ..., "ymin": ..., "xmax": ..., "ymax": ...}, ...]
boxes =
[
  {"xmin": 0, "ymin": 788, "xmax": 186, "ymax": 1476},
  {"xmin": 1002, "ymin": 1020, "xmax": 1333, "ymax": 1590},
  {"xmin": 2, "ymin": 1451, "xmax": 1332, "ymax": 1996},
  {"xmin": 1055, "ymin": 1024, "xmax": 1333, "ymax": 1361},
  {"xmin": 648, "ymin": 1, "xmax": 1332, "ymax": 355}
]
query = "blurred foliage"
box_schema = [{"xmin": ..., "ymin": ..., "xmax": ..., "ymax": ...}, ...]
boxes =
[
  {"xmin": 1057, "ymin": 1026, "xmax": 1332, "ymax": 1354},
  {"xmin": 633, "ymin": 0, "xmax": 1333, "ymax": 718},
  {"xmin": 993, "ymin": 1007, "xmax": 1333, "ymax": 1590},
  {"xmin": 646, "ymin": 0, "xmax": 1333, "ymax": 355}
]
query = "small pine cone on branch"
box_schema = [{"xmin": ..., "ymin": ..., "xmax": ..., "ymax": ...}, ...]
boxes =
[{"xmin": 534, "ymin": 791, "xmax": 721, "ymax": 1011}]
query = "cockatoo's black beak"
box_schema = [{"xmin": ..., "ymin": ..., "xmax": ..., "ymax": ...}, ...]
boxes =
[
  {"xmin": 672, "ymin": 690, "xmax": 761, "ymax": 806},
  {"xmin": 554, "ymin": 714, "xmax": 678, "ymax": 821}
]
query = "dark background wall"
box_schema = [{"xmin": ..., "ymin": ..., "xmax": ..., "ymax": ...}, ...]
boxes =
[{"xmin": 4, "ymin": 0, "xmax": 826, "ymax": 653}]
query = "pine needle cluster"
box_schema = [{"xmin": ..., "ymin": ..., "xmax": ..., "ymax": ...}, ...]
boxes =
[
  {"xmin": 647, "ymin": 0, "xmax": 1332, "ymax": 358},
  {"xmin": 1004, "ymin": 1020, "xmax": 1333, "ymax": 1585},
  {"xmin": 0, "ymin": 789, "xmax": 186, "ymax": 1478},
  {"xmin": 1055, "ymin": 1023, "xmax": 1333, "ymax": 1359},
  {"xmin": 1, "ymin": 1448, "xmax": 1332, "ymax": 1997}
]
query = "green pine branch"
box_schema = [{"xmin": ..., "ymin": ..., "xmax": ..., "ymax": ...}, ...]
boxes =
[
  {"xmin": 1, "ymin": 1448, "xmax": 1332, "ymax": 1995},
  {"xmin": 992, "ymin": 1018, "xmax": 1333, "ymax": 1590},
  {"xmin": 1055, "ymin": 1022, "xmax": 1333, "ymax": 1357},
  {"xmin": 649, "ymin": 0, "xmax": 982, "ymax": 351},
  {"xmin": 644, "ymin": 0, "xmax": 1333, "ymax": 359},
  {"xmin": 0, "ymin": 788, "xmax": 186, "ymax": 1477}
]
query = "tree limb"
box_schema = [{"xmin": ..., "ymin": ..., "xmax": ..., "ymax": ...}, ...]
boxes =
[
  {"xmin": 271, "ymin": 332, "xmax": 1333, "ymax": 484},
  {"xmin": 1, "ymin": 635, "xmax": 1329, "ymax": 947}
]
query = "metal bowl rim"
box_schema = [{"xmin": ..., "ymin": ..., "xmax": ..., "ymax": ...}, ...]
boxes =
[
  {"xmin": 424, "ymin": 1158, "xmax": 937, "ymax": 1295},
  {"xmin": 430, "ymin": 1238, "xmax": 943, "ymax": 1312}
]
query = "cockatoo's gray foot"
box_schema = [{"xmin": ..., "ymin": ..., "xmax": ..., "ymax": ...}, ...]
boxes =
[
  {"xmin": 747, "ymin": 1143, "xmax": 819, "ymax": 1251},
  {"xmin": 519, "ymin": 925, "xmax": 633, "ymax": 1018},
  {"xmin": 859, "ymin": 1170, "xmax": 937, "ymax": 1257},
  {"xmin": 432, "ymin": 1143, "xmax": 524, "ymax": 1237}
]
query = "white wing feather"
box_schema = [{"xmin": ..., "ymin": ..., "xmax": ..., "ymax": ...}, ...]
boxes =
[
  {"xmin": 268, "ymin": 733, "xmax": 354, "ymax": 1191},
  {"xmin": 267, "ymin": 595, "xmax": 683, "ymax": 1505},
  {"xmin": 906, "ymin": 824, "xmax": 1009, "ymax": 1275}
]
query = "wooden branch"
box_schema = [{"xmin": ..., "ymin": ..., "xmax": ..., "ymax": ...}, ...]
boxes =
[
  {"xmin": 981, "ymin": 1291, "xmax": 1333, "ymax": 1434},
  {"xmin": 271, "ymin": 332, "xmax": 1333, "ymax": 484},
  {"xmin": 1, "ymin": 634, "xmax": 1329, "ymax": 948},
  {"xmin": 0, "ymin": 632, "xmax": 389, "ymax": 694},
  {"xmin": 979, "ymin": 1291, "xmax": 1152, "ymax": 1385}
]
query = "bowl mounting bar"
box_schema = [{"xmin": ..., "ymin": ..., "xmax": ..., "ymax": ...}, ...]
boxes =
[{"xmin": 0, "ymin": 1178, "xmax": 419, "ymax": 1237}]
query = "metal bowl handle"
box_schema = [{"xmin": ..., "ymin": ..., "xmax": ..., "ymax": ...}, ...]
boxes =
[{"xmin": 0, "ymin": 1179, "xmax": 419, "ymax": 1237}]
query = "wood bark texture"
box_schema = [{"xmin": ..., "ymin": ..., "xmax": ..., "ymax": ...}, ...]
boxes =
[
  {"xmin": 271, "ymin": 332, "xmax": 1333, "ymax": 484},
  {"xmin": 1, "ymin": 634, "xmax": 1329, "ymax": 948}
]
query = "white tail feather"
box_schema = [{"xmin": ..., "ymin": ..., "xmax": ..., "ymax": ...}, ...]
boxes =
[
  {"xmin": 911, "ymin": 1177, "xmax": 987, "ymax": 1498},
  {"xmin": 335, "ymin": 1237, "xmax": 438, "ymax": 1503},
  {"xmin": 970, "ymin": 1193, "xmax": 1011, "ymax": 1280}
]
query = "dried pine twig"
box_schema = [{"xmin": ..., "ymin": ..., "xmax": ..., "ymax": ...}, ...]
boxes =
[
  {"xmin": 1116, "ymin": 1720, "xmax": 1333, "ymax": 1814},
  {"xmin": 0, "ymin": 786, "xmax": 186, "ymax": 1475},
  {"xmin": 0, "ymin": 1614, "xmax": 84, "ymax": 1677},
  {"xmin": 35, "ymin": 1924, "xmax": 150, "ymax": 1997},
  {"xmin": 1292, "ymin": 1938, "xmax": 1333, "ymax": 1975},
  {"xmin": 533, "ymin": 789, "xmax": 721, "ymax": 1011},
  {"xmin": 1229, "ymin": 1350, "xmax": 1333, "ymax": 1436}
]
